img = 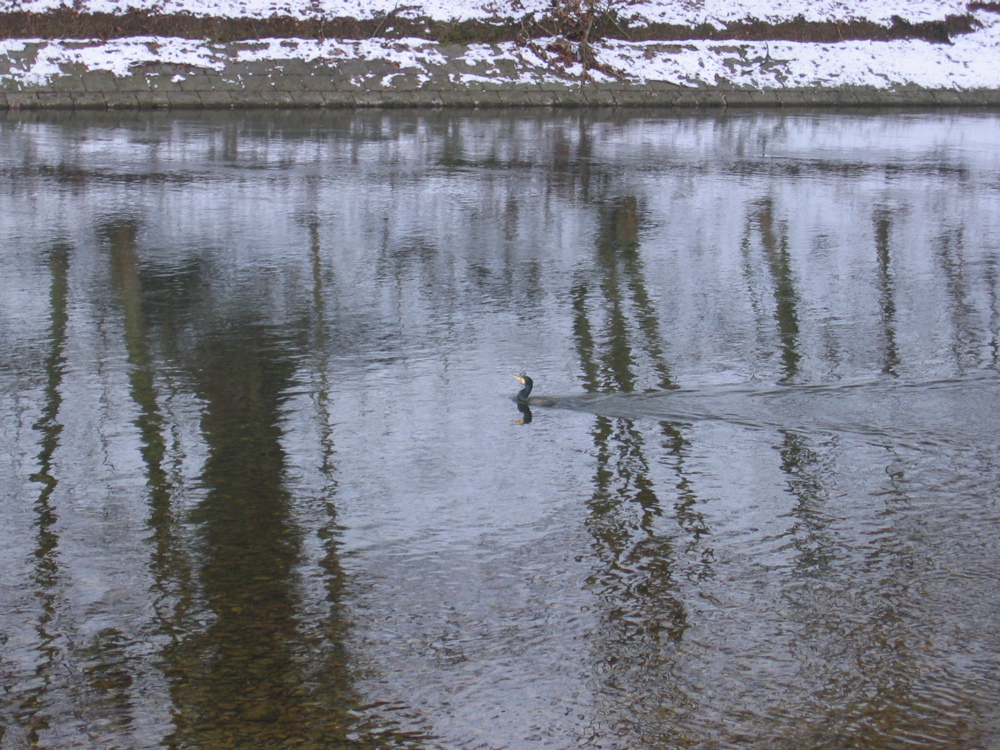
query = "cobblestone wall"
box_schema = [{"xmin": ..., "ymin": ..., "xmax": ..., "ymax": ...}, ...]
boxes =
[{"xmin": 3, "ymin": 40, "xmax": 999, "ymax": 109}]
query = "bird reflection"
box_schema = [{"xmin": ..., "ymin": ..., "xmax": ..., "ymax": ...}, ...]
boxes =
[{"xmin": 515, "ymin": 400, "xmax": 533, "ymax": 424}]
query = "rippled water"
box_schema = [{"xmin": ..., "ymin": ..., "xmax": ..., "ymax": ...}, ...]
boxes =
[{"xmin": 1, "ymin": 109, "xmax": 998, "ymax": 750}]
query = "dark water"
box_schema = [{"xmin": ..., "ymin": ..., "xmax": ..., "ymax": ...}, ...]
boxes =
[{"xmin": 1, "ymin": 108, "xmax": 998, "ymax": 750}]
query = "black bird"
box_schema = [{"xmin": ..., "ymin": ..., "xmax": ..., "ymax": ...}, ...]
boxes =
[{"xmin": 512, "ymin": 375, "xmax": 556, "ymax": 407}]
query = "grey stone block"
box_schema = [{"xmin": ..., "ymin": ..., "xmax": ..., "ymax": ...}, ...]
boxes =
[
  {"xmin": 645, "ymin": 79, "xmax": 685, "ymax": 91},
  {"xmin": 883, "ymin": 89, "xmax": 937, "ymax": 105},
  {"xmin": 436, "ymin": 90, "xmax": 471, "ymax": 107},
  {"xmin": 612, "ymin": 90, "xmax": 651, "ymax": 107},
  {"xmin": 747, "ymin": 90, "xmax": 782, "ymax": 106},
  {"xmin": 275, "ymin": 59, "xmax": 312, "ymax": 76},
  {"xmin": 3, "ymin": 43, "xmax": 40, "ymax": 63},
  {"xmin": 143, "ymin": 75, "xmax": 183, "ymax": 92},
  {"xmin": 176, "ymin": 74, "xmax": 217, "ymax": 91},
  {"xmin": 440, "ymin": 90, "xmax": 501, "ymax": 107},
  {"xmin": 419, "ymin": 72, "xmax": 458, "ymax": 90},
  {"xmin": 536, "ymin": 79, "xmax": 577, "ymax": 92},
  {"xmin": 270, "ymin": 72, "xmax": 299, "ymax": 89},
  {"xmin": 4, "ymin": 92, "xmax": 42, "ymax": 109},
  {"xmin": 722, "ymin": 90, "xmax": 756, "ymax": 107},
  {"xmin": 973, "ymin": 89, "xmax": 1000, "ymax": 105},
  {"xmin": 381, "ymin": 91, "xmax": 419, "ymax": 107},
  {"xmin": 241, "ymin": 74, "xmax": 278, "ymax": 92},
  {"xmin": 106, "ymin": 92, "xmax": 141, "ymax": 109},
  {"xmin": 240, "ymin": 59, "xmax": 281, "ymax": 76},
  {"xmin": 931, "ymin": 89, "xmax": 966, "ymax": 105},
  {"xmin": 166, "ymin": 91, "xmax": 204, "ymax": 108},
  {"xmin": 385, "ymin": 74, "xmax": 420, "ymax": 91},
  {"xmin": 213, "ymin": 76, "xmax": 246, "ymax": 91},
  {"xmin": 289, "ymin": 91, "xmax": 327, "ymax": 107},
  {"xmin": 850, "ymin": 88, "xmax": 884, "ymax": 106},
  {"xmin": 673, "ymin": 90, "xmax": 724, "ymax": 107},
  {"xmin": 352, "ymin": 91, "xmax": 385, "ymax": 107},
  {"xmin": 495, "ymin": 89, "xmax": 533, "ymax": 106},
  {"xmin": 320, "ymin": 91, "xmax": 357, "ymax": 107},
  {"xmin": 300, "ymin": 73, "xmax": 338, "ymax": 91},
  {"xmin": 258, "ymin": 90, "xmax": 297, "ymax": 106},
  {"xmin": 524, "ymin": 90, "xmax": 558, "ymax": 106},
  {"xmin": 489, "ymin": 59, "xmax": 521, "ymax": 78},
  {"xmin": 647, "ymin": 90, "xmax": 681, "ymax": 106},
  {"xmin": 581, "ymin": 88, "xmax": 617, "ymax": 106},
  {"xmin": 45, "ymin": 75, "xmax": 88, "ymax": 93},
  {"xmin": 35, "ymin": 92, "xmax": 77, "ymax": 108},
  {"xmin": 366, "ymin": 60, "xmax": 399, "ymax": 78},
  {"xmin": 227, "ymin": 90, "xmax": 265, "ymax": 107},
  {"xmin": 198, "ymin": 90, "xmax": 235, "ymax": 107},
  {"xmin": 823, "ymin": 89, "xmax": 862, "ymax": 106},
  {"xmin": 114, "ymin": 75, "xmax": 152, "ymax": 92},
  {"xmin": 135, "ymin": 92, "xmax": 174, "ymax": 109},
  {"xmin": 437, "ymin": 44, "xmax": 467, "ymax": 58},
  {"xmin": 333, "ymin": 59, "xmax": 371, "ymax": 79},
  {"xmin": 70, "ymin": 92, "xmax": 109, "ymax": 109},
  {"xmin": 772, "ymin": 89, "xmax": 811, "ymax": 106},
  {"xmin": 81, "ymin": 72, "xmax": 118, "ymax": 92}
]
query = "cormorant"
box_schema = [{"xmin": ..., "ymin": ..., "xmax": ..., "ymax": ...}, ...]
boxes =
[{"xmin": 513, "ymin": 375, "xmax": 556, "ymax": 407}]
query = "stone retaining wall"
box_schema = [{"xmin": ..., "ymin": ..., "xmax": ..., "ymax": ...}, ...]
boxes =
[{"xmin": 3, "ymin": 40, "xmax": 999, "ymax": 109}]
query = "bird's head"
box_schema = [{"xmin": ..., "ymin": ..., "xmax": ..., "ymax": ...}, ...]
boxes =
[{"xmin": 512, "ymin": 374, "xmax": 534, "ymax": 400}]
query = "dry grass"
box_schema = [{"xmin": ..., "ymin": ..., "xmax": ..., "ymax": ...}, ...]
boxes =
[{"xmin": 0, "ymin": 7, "xmax": 979, "ymax": 44}]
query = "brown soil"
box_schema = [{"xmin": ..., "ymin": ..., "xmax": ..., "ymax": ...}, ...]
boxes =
[{"xmin": 0, "ymin": 8, "xmax": 981, "ymax": 44}]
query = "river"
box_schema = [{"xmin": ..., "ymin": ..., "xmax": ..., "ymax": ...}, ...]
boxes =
[{"xmin": 1, "ymin": 108, "xmax": 998, "ymax": 749}]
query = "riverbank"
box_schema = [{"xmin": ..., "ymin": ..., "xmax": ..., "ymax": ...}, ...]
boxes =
[{"xmin": 3, "ymin": 0, "xmax": 1000, "ymax": 109}]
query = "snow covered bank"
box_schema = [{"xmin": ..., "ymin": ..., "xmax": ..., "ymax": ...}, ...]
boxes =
[
  {"xmin": 591, "ymin": 10, "xmax": 1000, "ymax": 90},
  {"xmin": 1, "ymin": 1, "xmax": 999, "ymax": 105},
  {"xmin": 3, "ymin": 10, "xmax": 1000, "ymax": 94}
]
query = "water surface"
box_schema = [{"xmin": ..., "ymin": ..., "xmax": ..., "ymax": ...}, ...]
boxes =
[{"xmin": 1, "ymin": 108, "xmax": 999, "ymax": 749}]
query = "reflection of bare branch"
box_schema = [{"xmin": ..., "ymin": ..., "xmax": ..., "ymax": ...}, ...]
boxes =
[
  {"xmin": 744, "ymin": 198, "xmax": 801, "ymax": 381},
  {"xmin": 22, "ymin": 245, "xmax": 70, "ymax": 744},
  {"xmin": 103, "ymin": 219, "xmax": 195, "ymax": 660},
  {"xmin": 873, "ymin": 207, "xmax": 901, "ymax": 376},
  {"xmin": 570, "ymin": 196, "xmax": 718, "ymax": 725}
]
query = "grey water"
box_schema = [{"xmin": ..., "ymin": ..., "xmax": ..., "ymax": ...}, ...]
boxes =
[{"xmin": 1, "ymin": 108, "xmax": 999, "ymax": 750}]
